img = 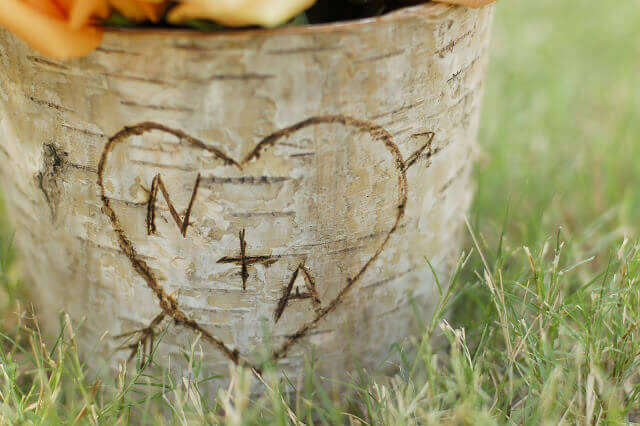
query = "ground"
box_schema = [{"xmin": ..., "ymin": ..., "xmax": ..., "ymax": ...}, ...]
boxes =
[{"xmin": 1, "ymin": 0, "xmax": 640, "ymax": 423}]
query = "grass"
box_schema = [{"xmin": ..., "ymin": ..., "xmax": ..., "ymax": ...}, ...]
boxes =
[{"xmin": 2, "ymin": 0, "xmax": 640, "ymax": 423}]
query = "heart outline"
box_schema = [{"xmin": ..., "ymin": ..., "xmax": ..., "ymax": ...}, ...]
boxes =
[{"xmin": 98, "ymin": 115, "xmax": 422, "ymax": 368}]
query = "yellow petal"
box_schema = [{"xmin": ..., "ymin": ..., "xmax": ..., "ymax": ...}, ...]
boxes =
[
  {"xmin": 0, "ymin": 0, "xmax": 103, "ymax": 59},
  {"xmin": 109, "ymin": 0, "xmax": 144, "ymax": 20},
  {"xmin": 69, "ymin": 0, "xmax": 110, "ymax": 29},
  {"xmin": 168, "ymin": 0, "xmax": 316, "ymax": 28},
  {"xmin": 134, "ymin": 0, "xmax": 169, "ymax": 23}
]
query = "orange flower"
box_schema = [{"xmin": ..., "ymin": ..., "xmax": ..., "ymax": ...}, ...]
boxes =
[
  {"xmin": 0, "ymin": 0, "xmax": 497, "ymax": 59},
  {"xmin": 0, "ymin": 0, "xmax": 170, "ymax": 59},
  {"xmin": 69, "ymin": 0, "xmax": 110, "ymax": 29},
  {"xmin": 168, "ymin": 0, "xmax": 317, "ymax": 28},
  {"xmin": 0, "ymin": 0, "xmax": 104, "ymax": 59},
  {"xmin": 110, "ymin": 0, "xmax": 169, "ymax": 23}
]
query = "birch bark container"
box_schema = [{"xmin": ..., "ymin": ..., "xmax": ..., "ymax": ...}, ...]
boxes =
[{"xmin": 0, "ymin": 3, "xmax": 494, "ymax": 386}]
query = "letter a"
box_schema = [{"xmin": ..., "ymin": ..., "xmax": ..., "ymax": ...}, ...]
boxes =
[{"xmin": 274, "ymin": 264, "xmax": 321, "ymax": 323}]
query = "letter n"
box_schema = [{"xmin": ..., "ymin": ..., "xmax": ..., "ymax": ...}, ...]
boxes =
[{"xmin": 146, "ymin": 173, "xmax": 201, "ymax": 237}]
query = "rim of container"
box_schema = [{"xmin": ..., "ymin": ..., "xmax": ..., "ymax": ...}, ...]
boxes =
[{"xmin": 103, "ymin": 3, "xmax": 453, "ymax": 38}]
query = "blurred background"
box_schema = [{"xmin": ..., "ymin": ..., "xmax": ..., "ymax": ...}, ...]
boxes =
[{"xmin": 475, "ymin": 0, "xmax": 640, "ymax": 248}]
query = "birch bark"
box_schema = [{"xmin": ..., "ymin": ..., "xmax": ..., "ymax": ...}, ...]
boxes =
[{"xmin": 0, "ymin": 3, "xmax": 494, "ymax": 387}]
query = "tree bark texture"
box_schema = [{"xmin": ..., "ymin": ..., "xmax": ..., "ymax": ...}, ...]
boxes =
[{"xmin": 0, "ymin": 3, "xmax": 494, "ymax": 387}]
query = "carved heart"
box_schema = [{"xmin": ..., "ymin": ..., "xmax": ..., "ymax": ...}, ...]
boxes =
[{"xmin": 98, "ymin": 116, "xmax": 421, "ymax": 368}]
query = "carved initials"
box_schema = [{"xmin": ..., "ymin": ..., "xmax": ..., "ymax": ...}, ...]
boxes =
[
  {"xmin": 100, "ymin": 117, "xmax": 421, "ymax": 366},
  {"xmin": 217, "ymin": 229, "xmax": 281, "ymax": 291},
  {"xmin": 274, "ymin": 264, "xmax": 321, "ymax": 323},
  {"xmin": 146, "ymin": 173, "xmax": 201, "ymax": 237}
]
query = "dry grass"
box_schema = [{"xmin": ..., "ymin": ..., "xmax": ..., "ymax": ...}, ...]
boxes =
[{"xmin": 2, "ymin": 0, "xmax": 640, "ymax": 423}]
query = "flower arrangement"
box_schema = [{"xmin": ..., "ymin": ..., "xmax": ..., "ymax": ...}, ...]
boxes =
[{"xmin": 0, "ymin": 0, "xmax": 494, "ymax": 59}]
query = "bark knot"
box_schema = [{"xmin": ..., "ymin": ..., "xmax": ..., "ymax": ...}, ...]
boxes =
[{"xmin": 37, "ymin": 142, "xmax": 68, "ymax": 220}]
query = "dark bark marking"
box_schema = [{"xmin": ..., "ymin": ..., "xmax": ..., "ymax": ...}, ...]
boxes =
[
  {"xmin": 391, "ymin": 127, "xmax": 414, "ymax": 138},
  {"xmin": 67, "ymin": 162, "xmax": 98, "ymax": 174},
  {"xmin": 447, "ymin": 56, "xmax": 481, "ymax": 83},
  {"xmin": 207, "ymin": 73, "xmax": 275, "ymax": 81},
  {"xmin": 61, "ymin": 123, "xmax": 105, "ymax": 138},
  {"xmin": 170, "ymin": 43, "xmax": 239, "ymax": 52},
  {"xmin": 27, "ymin": 55, "xmax": 70, "ymax": 71},
  {"xmin": 267, "ymin": 45, "xmax": 341, "ymax": 55},
  {"xmin": 104, "ymin": 72, "xmax": 174, "ymax": 86},
  {"xmin": 95, "ymin": 46, "xmax": 142, "ymax": 56},
  {"xmin": 120, "ymin": 100, "xmax": 196, "ymax": 113},
  {"xmin": 37, "ymin": 142, "xmax": 69, "ymax": 220},
  {"xmin": 229, "ymin": 211, "xmax": 295, "ymax": 218},
  {"xmin": 327, "ymin": 245, "xmax": 364, "ymax": 256},
  {"xmin": 203, "ymin": 175, "xmax": 292, "ymax": 185},
  {"xmin": 438, "ymin": 163, "xmax": 468, "ymax": 194},
  {"xmin": 131, "ymin": 159, "xmax": 197, "ymax": 172},
  {"xmin": 355, "ymin": 49, "xmax": 405, "ymax": 63},
  {"xmin": 27, "ymin": 96, "xmax": 73, "ymax": 113},
  {"xmin": 363, "ymin": 266, "xmax": 420, "ymax": 290},
  {"xmin": 130, "ymin": 145, "xmax": 176, "ymax": 154},
  {"xmin": 370, "ymin": 100, "xmax": 425, "ymax": 121},
  {"xmin": 289, "ymin": 152, "xmax": 315, "ymax": 158},
  {"xmin": 109, "ymin": 197, "xmax": 148, "ymax": 207},
  {"xmin": 435, "ymin": 29, "xmax": 474, "ymax": 57}
]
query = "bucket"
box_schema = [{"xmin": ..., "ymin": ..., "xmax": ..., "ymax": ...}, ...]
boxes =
[{"xmin": 0, "ymin": 3, "xmax": 494, "ymax": 385}]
